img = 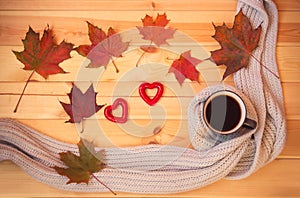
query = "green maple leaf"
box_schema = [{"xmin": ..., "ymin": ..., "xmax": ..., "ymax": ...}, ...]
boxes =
[
  {"xmin": 53, "ymin": 140, "xmax": 116, "ymax": 194},
  {"xmin": 53, "ymin": 140, "xmax": 103, "ymax": 184}
]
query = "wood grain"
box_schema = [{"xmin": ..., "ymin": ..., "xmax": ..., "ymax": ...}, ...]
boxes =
[
  {"xmin": 0, "ymin": 159, "xmax": 299, "ymax": 197},
  {"xmin": 1, "ymin": 46, "xmax": 299, "ymax": 82},
  {"xmin": 0, "ymin": 83, "xmax": 298, "ymax": 119},
  {"xmin": 0, "ymin": 11, "xmax": 299, "ymax": 46}
]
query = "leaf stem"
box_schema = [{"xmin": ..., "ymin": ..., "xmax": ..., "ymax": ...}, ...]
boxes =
[
  {"xmin": 91, "ymin": 173, "xmax": 117, "ymax": 195},
  {"xmin": 136, "ymin": 41, "xmax": 153, "ymax": 67},
  {"xmin": 136, "ymin": 51, "xmax": 146, "ymax": 67},
  {"xmin": 79, "ymin": 120, "xmax": 85, "ymax": 133},
  {"xmin": 228, "ymin": 38, "xmax": 279, "ymax": 79},
  {"xmin": 250, "ymin": 54, "xmax": 279, "ymax": 79},
  {"xmin": 110, "ymin": 58, "xmax": 119, "ymax": 73},
  {"xmin": 13, "ymin": 70, "xmax": 35, "ymax": 113},
  {"xmin": 166, "ymin": 57, "xmax": 176, "ymax": 61}
]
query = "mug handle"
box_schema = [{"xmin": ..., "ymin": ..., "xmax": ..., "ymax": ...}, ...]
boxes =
[{"xmin": 243, "ymin": 118, "xmax": 257, "ymax": 129}]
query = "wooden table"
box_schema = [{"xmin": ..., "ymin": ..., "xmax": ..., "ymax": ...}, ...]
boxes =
[{"xmin": 0, "ymin": 0, "xmax": 299, "ymax": 197}]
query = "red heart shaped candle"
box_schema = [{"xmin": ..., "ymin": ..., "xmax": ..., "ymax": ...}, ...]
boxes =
[
  {"xmin": 139, "ymin": 82, "xmax": 164, "ymax": 106},
  {"xmin": 104, "ymin": 98, "xmax": 128, "ymax": 123}
]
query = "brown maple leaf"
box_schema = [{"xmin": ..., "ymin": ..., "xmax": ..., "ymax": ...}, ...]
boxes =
[
  {"xmin": 76, "ymin": 21, "xmax": 129, "ymax": 73},
  {"xmin": 210, "ymin": 10, "xmax": 262, "ymax": 80},
  {"xmin": 60, "ymin": 83, "xmax": 105, "ymax": 123},
  {"xmin": 168, "ymin": 50, "xmax": 202, "ymax": 85},
  {"xmin": 137, "ymin": 13, "xmax": 175, "ymax": 46},
  {"xmin": 12, "ymin": 26, "xmax": 73, "ymax": 112},
  {"xmin": 53, "ymin": 139, "xmax": 116, "ymax": 195}
]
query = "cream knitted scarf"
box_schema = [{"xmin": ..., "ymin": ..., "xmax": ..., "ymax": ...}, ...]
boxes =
[{"xmin": 0, "ymin": 0, "xmax": 286, "ymax": 194}]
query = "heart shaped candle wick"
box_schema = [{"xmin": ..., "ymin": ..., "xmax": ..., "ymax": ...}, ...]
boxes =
[
  {"xmin": 104, "ymin": 98, "xmax": 128, "ymax": 123},
  {"xmin": 139, "ymin": 82, "xmax": 164, "ymax": 106}
]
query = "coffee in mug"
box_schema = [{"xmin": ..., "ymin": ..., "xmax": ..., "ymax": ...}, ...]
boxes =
[{"xmin": 203, "ymin": 90, "xmax": 257, "ymax": 134}]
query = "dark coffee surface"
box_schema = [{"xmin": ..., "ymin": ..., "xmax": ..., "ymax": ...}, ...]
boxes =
[{"xmin": 205, "ymin": 95, "xmax": 241, "ymax": 131}]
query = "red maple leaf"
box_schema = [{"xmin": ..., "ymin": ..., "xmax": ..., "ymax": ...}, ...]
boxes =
[
  {"xmin": 12, "ymin": 26, "xmax": 73, "ymax": 112},
  {"xmin": 60, "ymin": 83, "xmax": 105, "ymax": 123},
  {"xmin": 76, "ymin": 21, "xmax": 129, "ymax": 73},
  {"xmin": 137, "ymin": 13, "xmax": 175, "ymax": 46},
  {"xmin": 210, "ymin": 10, "xmax": 262, "ymax": 80},
  {"xmin": 136, "ymin": 13, "xmax": 175, "ymax": 66},
  {"xmin": 168, "ymin": 50, "xmax": 202, "ymax": 85}
]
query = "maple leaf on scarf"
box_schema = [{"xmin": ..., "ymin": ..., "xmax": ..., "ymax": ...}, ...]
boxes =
[
  {"xmin": 76, "ymin": 21, "xmax": 129, "ymax": 73},
  {"xmin": 210, "ymin": 10, "xmax": 262, "ymax": 80},
  {"xmin": 60, "ymin": 83, "xmax": 105, "ymax": 123},
  {"xmin": 12, "ymin": 26, "xmax": 73, "ymax": 112},
  {"xmin": 53, "ymin": 139, "xmax": 116, "ymax": 195},
  {"xmin": 169, "ymin": 50, "xmax": 202, "ymax": 85}
]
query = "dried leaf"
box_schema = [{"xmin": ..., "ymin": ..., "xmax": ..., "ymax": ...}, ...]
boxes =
[
  {"xmin": 169, "ymin": 50, "xmax": 202, "ymax": 85},
  {"xmin": 12, "ymin": 26, "xmax": 73, "ymax": 112},
  {"xmin": 13, "ymin": 26, "xmax": 73, "ymax": 79},
  {"xmin": 76, "ymin": 22, "xmax": 129, "ymax": 72},
  {"xmin": 137, "ymin": 13, "xmax": 175, "ymax": 46},
  {"xmin": 60, "ymin": 83, "xmax": 105, "ymax": 123},
  {"xmin": 53, "ymin": 140, "xmax": 103, "ymax": 184},
  {"xmin": 210, "ymin": 10, "xmax": 262, "ymax": 79}
]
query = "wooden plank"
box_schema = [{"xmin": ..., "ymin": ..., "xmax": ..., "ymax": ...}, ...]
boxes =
[
  {"xmin": 0, "ymin": 46, "xmax": 299, "ymax": 82},
  {"xmin": 282, "ymin": 83, "xmax": 300, "ymax": 120},
  {"xmin": 0, "ymin": 83, "xmax": 297, "ymax": 120},
  {"xmin": 0, "ymin": 79, "xmax": 296, "ymax": 97},
  {"xmin": 0, "ymin": 95, "xmax": 192, "ymax": 119},
  {"xmin": 0, "ymin": 159, "xmax": 299, "ymax": 197},
  {"xmin": 0, "ymin": 81, "xmax": 209, "ymax": 96},
  {"xmin": 0, "ymin": 0, "xmax": 298, "ymax": 11},
  {"xmin": 12, "ymin": 119, "xmax": 300, "ymax": 158},
  {"xmin": 0, "ymin": 11, "xmax": 299, "ymax": 46},
  {"xmin": 282, "ymin": 120, "xmax": 300, "ymax": 158},
  {"xmin": 0, "ymin": 47, "xmax": 219, "ymax": 82},
  {"xmin": 0, "ymin": 10, "xmax": 298, "ymax": 25}
]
